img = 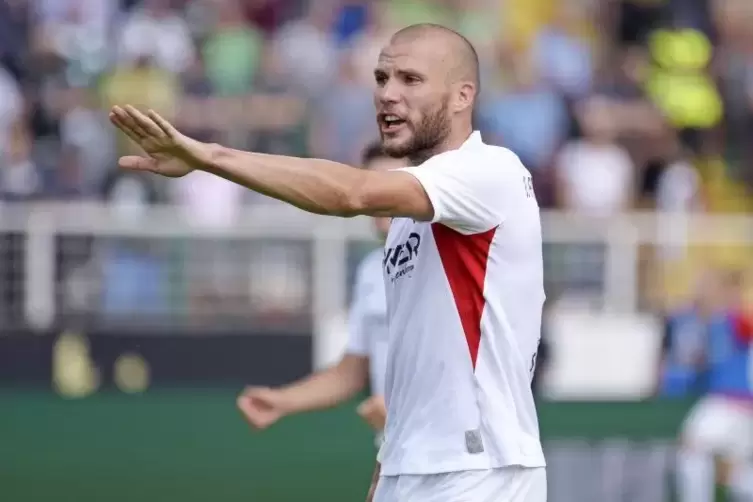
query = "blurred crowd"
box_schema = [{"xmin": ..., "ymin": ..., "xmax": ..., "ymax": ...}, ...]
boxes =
[
  {"xmin": 2, "ymin": 0, "xmax": 753, "ymax": 217},
  {"xmin": 1, "ymin": 0, "xmax": 753, "ymax": 322}
]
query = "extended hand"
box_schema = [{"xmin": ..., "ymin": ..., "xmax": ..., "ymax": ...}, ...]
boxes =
[
  {"xmin": 357, "ymin": 395, "xmax": 387, "ymax": 432},
  {"xmin": 237, "ymin": 386, "xmax": 289, "ymax": 430},
  {"xmin": 109, "ymin": 105, "xmax": 212, "ymax": 177}
]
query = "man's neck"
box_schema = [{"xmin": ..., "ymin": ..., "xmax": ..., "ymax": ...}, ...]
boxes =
[
  {"xmin": 443, "ymin": 126, "xmax": 474, "ymax": 152},
  {"xmin": 408, "ymin": 127, "xmax": 474, "ymax": 166}
]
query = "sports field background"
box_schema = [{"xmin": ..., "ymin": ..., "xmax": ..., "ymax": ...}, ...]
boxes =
[
  {"xmin": 1, "ymin": 1, "xmax": 751, "ymax": 501},
  {"xmin": 2, "ymin": 389, "xmax": 712, "ymax": 502}
]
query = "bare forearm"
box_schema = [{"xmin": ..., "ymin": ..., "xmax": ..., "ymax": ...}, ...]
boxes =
[
  {"xmin": 203, "ymin": 146, "xmax": 368, "ymax": 216},
  {"xmin": 371, "ymin": 462, "xmax": 381, "ymax": 485},
  {"xmin": 278, "ymin": 356, "xmax": 368, "ymax": 414},
  {"xmin": 366, "ymin": 462, "xmax": 381, "ymax": 502}
]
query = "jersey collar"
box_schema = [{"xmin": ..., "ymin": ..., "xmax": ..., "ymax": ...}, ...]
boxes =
[{"xmin": 460, "ymin": 131, "xmax": 483, "ymax": 150}]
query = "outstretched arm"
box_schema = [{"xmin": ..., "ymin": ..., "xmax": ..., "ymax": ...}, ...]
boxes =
[
  {"xmin": 109, "ymin": 105, "xmax": 433, "ymax": 220},
  {"xmin": 205, "ymin": 147, "xmax": 431, "ymax": 218}
]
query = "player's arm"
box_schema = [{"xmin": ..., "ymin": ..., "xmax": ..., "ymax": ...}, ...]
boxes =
[
  {"xmin": 238, "ymin": 353, "xmax": 369, "ymax": 430},
  {"xmin": 109, "ymin": 104, "xmax": 434, "ymax": 219},
  {"xmin": 365, "ymin": 462, "xmax": 381, "ymax": 502},
  {"xmin": 271, "ymin": 255, "xmax": 378, "ymax": 415},
  {"xmin": 204, "ymin": 147, "xmax": 434, "ymax": 219},
  {"xmin": 274, "ymin": 353, "xmax": 370, "ymax": 414}
]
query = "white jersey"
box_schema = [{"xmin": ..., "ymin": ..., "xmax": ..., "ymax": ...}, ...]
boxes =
[
  {"xmin": 378, "ymin": 131, "xmax": 546, "ymax": 476},
  {"xmin": 346, "ymin": 248, "xmax": 389, "ymax": 396}
]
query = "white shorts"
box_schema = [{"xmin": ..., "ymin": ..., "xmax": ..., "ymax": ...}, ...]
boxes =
[
  {"xmin": 681, "ymin": 395, "xmax": 753, "ymax": 460},
  {"xmin": 373, "ymin": 466, "xmax": 547, "ymax": 502}
]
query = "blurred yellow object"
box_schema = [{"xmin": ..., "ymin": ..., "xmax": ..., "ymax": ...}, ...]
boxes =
[
  {"xmin": 52, "ymin": 331, "xmax": 100, "ymax": 399},
  {"xmin": 501, "ymin": 0, "xmax": 595, "ymax": 51},
  {"xmin": 645, "ymin": 28, "xmax": 723, "ymax": 130},
  {"xmin": 501, "ymin": 0, "xmax": 553, "ymax": 49},
  {"xmin": 659, "ymin": 155, "xmax": 753, "ymax": 309},
  {"xmin": 114, "ymin": 352, "xmax": 150, "ymax": 394},
  {"xmin": 699, "ymin": 157, "xmax": 753, "ymax": 213}
]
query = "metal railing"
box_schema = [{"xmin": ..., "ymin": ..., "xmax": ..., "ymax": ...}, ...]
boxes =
[{"xmin": 3, "ymin": 202, "xmax": 752, "ymax": 367}]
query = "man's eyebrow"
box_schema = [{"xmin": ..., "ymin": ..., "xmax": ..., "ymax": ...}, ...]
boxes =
[{"xmin": 374, "ymin": 66, "xmax": 425, "ymax": 76}]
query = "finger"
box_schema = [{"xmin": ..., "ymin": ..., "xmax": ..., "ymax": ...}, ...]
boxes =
[
  {"xmin": 147, "ymin": 109, "xmax": 180, "ymax": 138},
  {"xmin": 239, "ymin": 386, "xmax": 255, "ymax": 398},
  {"xmin": 118, "ymin": 155, "xmax": 158, "ymax": 172},
  {"xmin": 112, "ymin": 106, "xmax": 149, "ymax": 139},
  {"xmin": 240, "ymin": 387, "xmax": 263, "ymax": 401},
  {"xmin": 236, "ymin": 395, "xmax": 253, "ymax": 417},
  {"xmin": 125, "ymin": 105, "xmax": 167, "ymax": 139},
  {"xmin": 112, "ymin": 106, "xmax": 146, "ymax": 137},
  {"xmin": 110, "ymin": 113, "xmax": 145, "ymax": 145},
  {"xmin": 237, "ymin": 396, "xmax": 256, "ymax": 417},
  {"xmin": 237, "ymin": 395, "xmax": 262, "ymax": 420}
]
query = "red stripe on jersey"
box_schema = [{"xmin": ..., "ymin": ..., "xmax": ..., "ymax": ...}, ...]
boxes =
[{"xmin": 432, "ymin": 224, "xmax": 497, "ymax": 370}]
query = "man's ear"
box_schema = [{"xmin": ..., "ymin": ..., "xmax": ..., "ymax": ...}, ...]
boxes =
[{"xmin": 453, "ymin": 81, "xmax": 476, "ymax": 114}]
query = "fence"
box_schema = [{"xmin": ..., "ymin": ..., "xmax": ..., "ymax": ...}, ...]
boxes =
[{"xmin": 3, "ymin": 202, "xmax": 753, "ymax": 366}]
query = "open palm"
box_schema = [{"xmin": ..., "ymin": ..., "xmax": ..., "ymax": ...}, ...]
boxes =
[{"xmin": 109, "ymin": 105, "xmax": 210, "ymax": 177}]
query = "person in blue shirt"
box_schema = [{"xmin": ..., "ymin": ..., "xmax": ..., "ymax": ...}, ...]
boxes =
[{"xmin": 669, "ymin": 269, "xmax": 753, "ymax": 502}]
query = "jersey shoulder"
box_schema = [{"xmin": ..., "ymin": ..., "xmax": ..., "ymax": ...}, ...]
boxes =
[
  {"xmin": 420, "ymin": 143, "xmax": 530, "ymax": 195},
  {"xmin": 482, "ymin": 144, "xmax": 532, "ymax": 177}
]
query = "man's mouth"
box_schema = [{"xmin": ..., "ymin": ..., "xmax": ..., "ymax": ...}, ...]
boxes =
[{"xmin": 379, "ymin": 114, "xmax": 407, "ymax": 134}]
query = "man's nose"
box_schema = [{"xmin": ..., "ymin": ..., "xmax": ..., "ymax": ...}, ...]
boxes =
[{"xmin": 376, "ymin": 81, "xmax": 401, "ymax": 104}]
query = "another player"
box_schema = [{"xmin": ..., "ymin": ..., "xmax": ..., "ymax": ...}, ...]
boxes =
[
  {"xmin": 109, "ymin": 22, "xmax": 546, "ymax": 502},
  {"xmin": 235, "ymin": 142, "xmax": 403, "ymax": 442},
  {"xmin": 672, "ymin": 270, "xmax": 753, "ymax": 502}
]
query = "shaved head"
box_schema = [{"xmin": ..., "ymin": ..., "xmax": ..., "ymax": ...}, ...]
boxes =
[
  {"xmin": 390, "ymin": 23, "xmax": 480, "ymax": 95},
  {"xmin": 373, "ymin": 23, "xmax": 479, "ymax": 164}
]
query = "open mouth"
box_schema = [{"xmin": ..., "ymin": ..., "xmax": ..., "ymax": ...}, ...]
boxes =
[{"xmin": 380, "ymin": 114, "xmax": 407, "ymax": 133}]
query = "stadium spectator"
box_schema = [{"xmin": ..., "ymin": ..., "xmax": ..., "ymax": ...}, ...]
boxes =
[
  {"xmin": 554, "ymin": 96, "xmax": 635, "ymax": 216},
  {"xmin": 273, "ymin": 0, "xmax": 339, "ymax": 98},
  {"xmin": 117, "ymin": 0, "xmax": 194, "ymax": 74},
  {"xmin": 0, "ymin": 0, "xmax": 750, "ymax": 376}
]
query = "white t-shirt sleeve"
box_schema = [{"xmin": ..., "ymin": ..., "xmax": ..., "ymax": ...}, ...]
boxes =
[{"xmin": 399, "ymin": 150, "xmax": 512, "ymax": 234}]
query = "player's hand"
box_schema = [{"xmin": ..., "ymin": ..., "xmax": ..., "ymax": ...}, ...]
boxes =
[
  {"xmin": 357, "ymin": 395, "xmax": 386, "ymax": 431},
  {"xmin": 236, "ymin": 386, "xmax": 289, "ymax": 430},
  {"xmin": 109, "ymin": 105, "xmax": 211, "ymax": 177}
]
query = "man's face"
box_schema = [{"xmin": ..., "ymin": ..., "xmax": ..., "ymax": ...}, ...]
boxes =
[
  {"xmin": 373, "ymin": 39, "xmax": 452, "ymax": 162},
  {"xmin": 366, "ymin": 156, "xmax": 407, "ymax": 238}
]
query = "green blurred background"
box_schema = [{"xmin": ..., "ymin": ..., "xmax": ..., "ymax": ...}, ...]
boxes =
[{"xmin": 2, "ymin": 390, "xmax": 699, "ymax": 502}]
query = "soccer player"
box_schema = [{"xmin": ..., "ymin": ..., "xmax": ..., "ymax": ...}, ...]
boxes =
[
  {"xmin": 108, "ymin": 23, "xmax": 547, "ymax": 502},
  {"xmin": 235, "ymin": 142, "xmax": 403, "ymax": 442},
  {"xmin": 671, "ymin": 270, "xmax": 753, "ymax": 502}
]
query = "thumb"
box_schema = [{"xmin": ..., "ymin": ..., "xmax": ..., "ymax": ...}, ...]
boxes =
[
  {"xmin": 246, "ymin": 387, "xmax": 280, "ymax": 405},
  {"xmin": 119, "ymin": 155, "xmax": 159, "ymax": 172},
  {"xmin": 237, "ymin": 386, "xmax": 264, "ymax": 408},
  {"xmin": 357, "ymin": 398, "xmax": 372, "ymax": 416}
]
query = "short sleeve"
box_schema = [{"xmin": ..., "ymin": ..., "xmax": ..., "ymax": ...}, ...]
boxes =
[{"xmin": 399, "ymin": 148, "xmax": 519, "ymax": 234}]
